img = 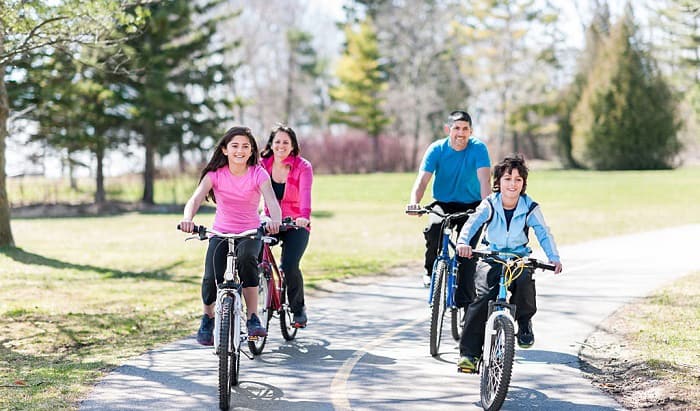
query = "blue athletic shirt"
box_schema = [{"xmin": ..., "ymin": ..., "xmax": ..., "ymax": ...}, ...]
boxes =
[{"xmin": 420, "ymin": 137, "xmax": 491, "ymax": 204}]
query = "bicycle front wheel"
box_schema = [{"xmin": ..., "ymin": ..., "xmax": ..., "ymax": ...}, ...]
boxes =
[
  {"xmin": 429, "ymin": 260, "xmax": 448, "ymax": 357},
  {"xmin": 480, "ymin": 315, "xmax": 515, "ymax": 411},
  {"xmin": 279, "ymin": 281, "xmax": 298, "ymax": 341},
  {"xmin": 249, "ymin": 271, "xmax": 272, "ymax": 355},
  {"xmin": 218, "ymin": 296, "xmax": 234, "ymax": 411}
]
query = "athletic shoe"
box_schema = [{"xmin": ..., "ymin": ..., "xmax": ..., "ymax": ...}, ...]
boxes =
[
  {"xmin": 517, "ymin": 320, "xmax": 535, "ymax": 348},
  {"xmin": 246, "ymin": 313, "xmax": 268, "ymax": 337},
  {"xmin": 293, "ymin": 309, "xmax": 307, "ymax": 328},
  {"xmin": 196, "ymin": 314, "xmax": 214, "ymax": 346},
  {"xmin": 422, "ymin": 274, "xmax": 431, "ymax": 288},
  {"xmin": 457, "ymin": 355, "xmax": 480, "ymax": 373}
]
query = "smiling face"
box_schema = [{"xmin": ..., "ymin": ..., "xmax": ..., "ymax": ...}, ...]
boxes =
[
  {"xmin": 271, "ymin": 131, "xmax": 293, "ymax": 160},
  {"xmin": 499, "ymin": 168, "xmax": 524, "ymax": 204},
  {"xmin": 222, "ymin": 134, "xmax": 253, "ymax": 166},
  {"xmin": 445, "ymin": 120, "xmax": 471, "ymax": 151}
]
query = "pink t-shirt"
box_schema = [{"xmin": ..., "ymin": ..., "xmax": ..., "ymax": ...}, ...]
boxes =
[{"xmin": 207, "ymin": 165, "xmax": 270, "ymax": 233}]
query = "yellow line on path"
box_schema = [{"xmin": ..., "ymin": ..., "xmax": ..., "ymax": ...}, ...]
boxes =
[{"xmin": 329, "ymin": 316, "xmax": 426, "ymax": 411}]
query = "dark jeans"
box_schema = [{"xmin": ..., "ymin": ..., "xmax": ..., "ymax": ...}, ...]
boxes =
[
  {"xmin": 202, "ymin": 236, "xmax": 262, "ymax": 305},
  {"xmin": 276, "ymin": 228, "xmax": 310, "ymax": 314},
  {"xmin": 424, "ymin": 201, "xmax": 482, "ymax": 308},
  {"xmin": 459, "ymin": 260, "xmax": 537, "ymax": 357}
]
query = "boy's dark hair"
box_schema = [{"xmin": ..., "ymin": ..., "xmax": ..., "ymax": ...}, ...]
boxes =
[
  {"xmin": 492, "ymin": 154, "xmax": 529, "ymax": 195},
  {"xmin": 447, "ymin": 110, "xmax": 472, "ymax": 127}
]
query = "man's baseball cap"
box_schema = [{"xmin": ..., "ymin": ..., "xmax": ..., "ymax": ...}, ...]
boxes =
[{"xmin": 447, "ymin": 110, "xmax": 472, "ymax": 125}]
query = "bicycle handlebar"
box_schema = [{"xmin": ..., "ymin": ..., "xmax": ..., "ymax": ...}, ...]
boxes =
[
  {"xmin": 177, "ymin": 217, "xmax": 299, "ymax": 242},
  {"xmin": 405, "ymin": 204, "xmax": 472, "ymax": 220},
  {"xmin": 471, "ymin": 249, "xmax": 556, "ymax": 272}
]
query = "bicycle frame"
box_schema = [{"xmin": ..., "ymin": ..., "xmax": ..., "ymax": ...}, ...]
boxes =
[
  {"xmin": 428, "ymin": 223, "xmax": 459, "ymax": 310},
  {"xmin": 213, "ymin": 236, "xmax": 246, "ymax": 355},
  {"xmin": 481, "ymin": 266, "xmax": 516, "ymax": 366}
]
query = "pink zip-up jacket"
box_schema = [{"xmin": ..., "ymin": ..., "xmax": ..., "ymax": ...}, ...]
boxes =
[{"xmin": 261, "ymin": 155, "xmax": 313, "ymax": 225}]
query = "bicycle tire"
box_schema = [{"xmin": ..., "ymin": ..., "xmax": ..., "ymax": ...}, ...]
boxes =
[
  {"xmin": 480, "ymin": 315, "xmax": 515, "ymax": 411},
  {"xmin": 248, "ymin": 270, "xmax": 271, "ymax": 355},
  {"xmin": 218, "ymin": 296, "xmax": 234, "ymax": 411},
  {"xmin": 279, "ymin": 282, "xmax": 298, "ymax": 341},
  {"xmin": 429, "ymin": 260, "xmax": 448, "ymax": 357},
  {"xmin": 451, "ymin": 306, "xmax": 465, "ymax": 341}
]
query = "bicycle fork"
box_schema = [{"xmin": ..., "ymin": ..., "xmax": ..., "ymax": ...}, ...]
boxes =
[{"xmin": 482, "ymin": 272, "xmax": 517, "ymax": 365}]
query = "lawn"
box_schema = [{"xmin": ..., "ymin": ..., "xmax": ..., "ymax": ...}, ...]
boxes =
[{"xmin": 1, "ymin": 167, "xmax": 699, "ymax": 410}]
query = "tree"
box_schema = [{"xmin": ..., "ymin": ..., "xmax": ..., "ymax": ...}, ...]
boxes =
[
  {"xmin": 0, "ymin": 0, "xmax": 147, "ymax": 247},
  {"xmin": 557, "ymin": 1, "xmax": 611, "ymax": 168},
  {"xmin": 283, "ymin": 29, "xmax": 319, "ymax": 125},
  {"xmin": 451, "ymin": 0, "xmax": 563, "ymax": 159},
  {"xmin": 571, "ymin": 6, "xmax": 681, "ymax": 169},
  {"xmin": 330, "ymin": 17, "xmax": 390, "ymax": 172},
  {"xmin": 114, "ymin": 0, "xmax": 238, "ymax": 204}
]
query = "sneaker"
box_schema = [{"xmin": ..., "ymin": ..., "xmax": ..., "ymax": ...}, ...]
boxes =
[
  {"xmin": 422, "ymin": 274, "xmax": 431, "ymax": 288},
  {"xmin": 457, "ymin": 355, "xmax": 480, "ymax": 373},
  {"xmin": 517, "ymin": 320, "xmax": 535, "ymax": 348},
  {"xmin": 293, "ymin": 309, "xmax": 307, "ymax": 328},
  {"xmin": 196, "ymin": 314, "xmax": 214, "ymax": 346},
  {"xmin": 246, "ymin": 313, "xmax": 268, "ymax": 338}
]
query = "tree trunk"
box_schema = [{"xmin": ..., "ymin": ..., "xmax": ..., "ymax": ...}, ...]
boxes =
[
  {"xmin": 142, "ymin": 142, "xmax": 155, "ymax": 204},
  {"xmin": 284, "ymin": 48, "xmax": 294, "ymax": 124},
  {"xmin": 0, "ymin": 48, "xmax": 16, "ymax": 247},
  {"xmin": 177, "ymin": 143, "xmax": 185, "ymax": 173},
  {"xmin": 411, "ymin": 110, "xmax": 421, "ymax": 171},
  {"xmin": 94, "ymin": 142, "xmax": 106, "ymax": 204},
  {"xmin": 372, "ymin": 134, "xmax": 381, "ymax": 172}
]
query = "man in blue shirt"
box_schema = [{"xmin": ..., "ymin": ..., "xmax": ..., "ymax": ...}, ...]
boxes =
[{"xmin": 407, "ymin": 110, "xmax": 491, "ymax": 307}]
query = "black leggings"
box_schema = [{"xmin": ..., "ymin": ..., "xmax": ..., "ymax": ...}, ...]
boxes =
[
  {"xmin": 201, "ymin": 236, "xmax": 262, "ymax": 306},
  {"xmin": 276, "ymin": 228, "xmax": 310, "ymax": 314}
]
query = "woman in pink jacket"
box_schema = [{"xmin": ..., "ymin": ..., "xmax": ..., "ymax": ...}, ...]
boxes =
[{"xmin": 260, "ymin": 124, "xmax": 313, "ymax": 328}]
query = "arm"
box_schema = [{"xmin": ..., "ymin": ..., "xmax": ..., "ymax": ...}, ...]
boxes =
[
  {"xmin": 455, "ymin": 199, "xmax": 491, "ymax": 257},
  {"xmin": 527, "ymin": 207, "xmax": 563, "ymax": 274},
  {"xmin": 296, "ymin": 160, "xmax": 313, "ymax": 227},
  {"xmin": 179, "ymin": 176, "xmax": 212, "ymax": 233},
  {"xmin": 477, "ymin": 166, "xmax": 491, "ymax": 199},
  {"xmin": 260, "ymin": 179, "xmax": 282, "ymax": 234},
  {"xmin": 407, "ymin": 170, "xmax": 432, "ymax": 212}
]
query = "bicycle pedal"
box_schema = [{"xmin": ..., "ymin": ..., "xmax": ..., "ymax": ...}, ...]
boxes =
[{"xmin": 457, "ymin": 366, "xmax": 478, "ymax": 374}]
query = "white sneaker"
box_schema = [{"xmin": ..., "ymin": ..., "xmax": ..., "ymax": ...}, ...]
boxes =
[{"xmin": 422, "ymin": 274, "xmax": 431, "ymax": 288}]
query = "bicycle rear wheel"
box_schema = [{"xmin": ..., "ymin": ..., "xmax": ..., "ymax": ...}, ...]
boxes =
[
  {"xmin": 249, "ymin": 270, "xmax": 272, "ymax": 355},
  {"xmin": 279, "ymin": 281, "xmax": 298, "ymax": 341},
  {"xmin": 480, "ymin": 315, "xmax": 515, "ymax": 411},
  {"xmin": 429, "ymin": 261, "xmax": 448, "ymax": 357},
  {"xmin": 218, "ymin": 296, "xmax": 234, "ymax": 411},
  {"xmin": 451, "ymin": 306, "xmax": 465, "ymax": 341}
]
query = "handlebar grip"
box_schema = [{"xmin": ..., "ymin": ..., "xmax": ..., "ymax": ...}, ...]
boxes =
[{"xmin": 535, "ymin": 261, "xmax": 557, "ymax": 271}]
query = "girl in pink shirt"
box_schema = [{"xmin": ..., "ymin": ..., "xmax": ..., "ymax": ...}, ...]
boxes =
[
  {"xmin": 260, "ymin": 124, "xmax": 313, "ymax": 328},
  {"xmin": 179, "ymin": 126, "xmax": 282, "ymax": 344}
]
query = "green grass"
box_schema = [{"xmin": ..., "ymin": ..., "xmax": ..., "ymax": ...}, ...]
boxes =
[{"xmin": 1, "ymin": 167, "xmax": 700, "ymax": 410}]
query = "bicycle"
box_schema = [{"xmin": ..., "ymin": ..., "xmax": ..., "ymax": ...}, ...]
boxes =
[
  {"xmin": 464, "ymin": 249, "xmax": 556, "ymax": 411},
  {"xmin": 248, "ymin": 218, "xmax": 301, "ymax": 355},
  {"xmin": 407, "ymin": 203, "xmax": 472, "ymax": 356},
  {"xmin": 179, "ymin": 223, "xmax": 274, "ymax": 411}
]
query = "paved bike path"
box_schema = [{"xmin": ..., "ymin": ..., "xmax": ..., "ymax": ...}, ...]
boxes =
[{"xmin": 80, "ymin": 224, "xmax": 700, "ymax": 410}]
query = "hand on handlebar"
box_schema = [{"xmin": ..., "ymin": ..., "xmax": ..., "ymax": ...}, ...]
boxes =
[
  {"xmin": 456, "ymin": 243, "xmax": 472, "ymax": 258},
  {"xmin": 178, "ymin": 219, "xmax": 195, "ymax": 233},
  {"xmin": 295, "ymin": 217, "xmax": 310, "ymax": 228},
  {"xmin": 266, "ymin": 220, "xmax": 281, "ymax": 234},
  {"xmin": 405, "ymin": 203, "xmax": 422, "ymax": 216},
  {"xmin": 551, "ymin": 261, "xmax": 563, "ymax": 275}
]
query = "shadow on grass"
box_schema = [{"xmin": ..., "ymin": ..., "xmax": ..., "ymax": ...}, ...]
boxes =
[{"xmin": 0, "ymin": 246, "xmax": 195, "ymax": 283}]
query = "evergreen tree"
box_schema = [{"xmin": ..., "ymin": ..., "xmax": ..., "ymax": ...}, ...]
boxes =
[
  {"xmin": 0, "ymin": 0, "xmax": 146, "ymax": 247},
  {"xmin": 571, "ymin": 7, "xmax": 681, "ymax": 170},
  {"xmin": 557, "ymin": 1, "xmax": 611, "ymax": 168},
  {"xmin": 114, "ymin": 0, "xmax": 239, "ymax": 204},
  {"xmin": 330, "ymin": 17, "xmax": 390, "ymax": 172}
]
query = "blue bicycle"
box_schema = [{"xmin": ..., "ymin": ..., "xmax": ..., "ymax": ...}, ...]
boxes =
[
  {"xmin": 407, "ymin": 203, "xmax": 472, "ymax": 357},
  {"xmin": 466, "ymin": 250, "xmax": 556, "ymax": 411}
]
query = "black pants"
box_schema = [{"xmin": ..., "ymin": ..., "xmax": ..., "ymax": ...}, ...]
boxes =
[
  {"xmin": 276, "ymin": 228, "xmax": 310, "ymax": 314},
  {"xmin": 202, "ymin": 236, "xmax": 262, "ymax": 306},
  {"xmin": 423, "ymin": 201, "xmax": 482, "ymax": 308},
  {"xmin": 459, "ymin": 260, "xmax": 537, "ymax": 357}
]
